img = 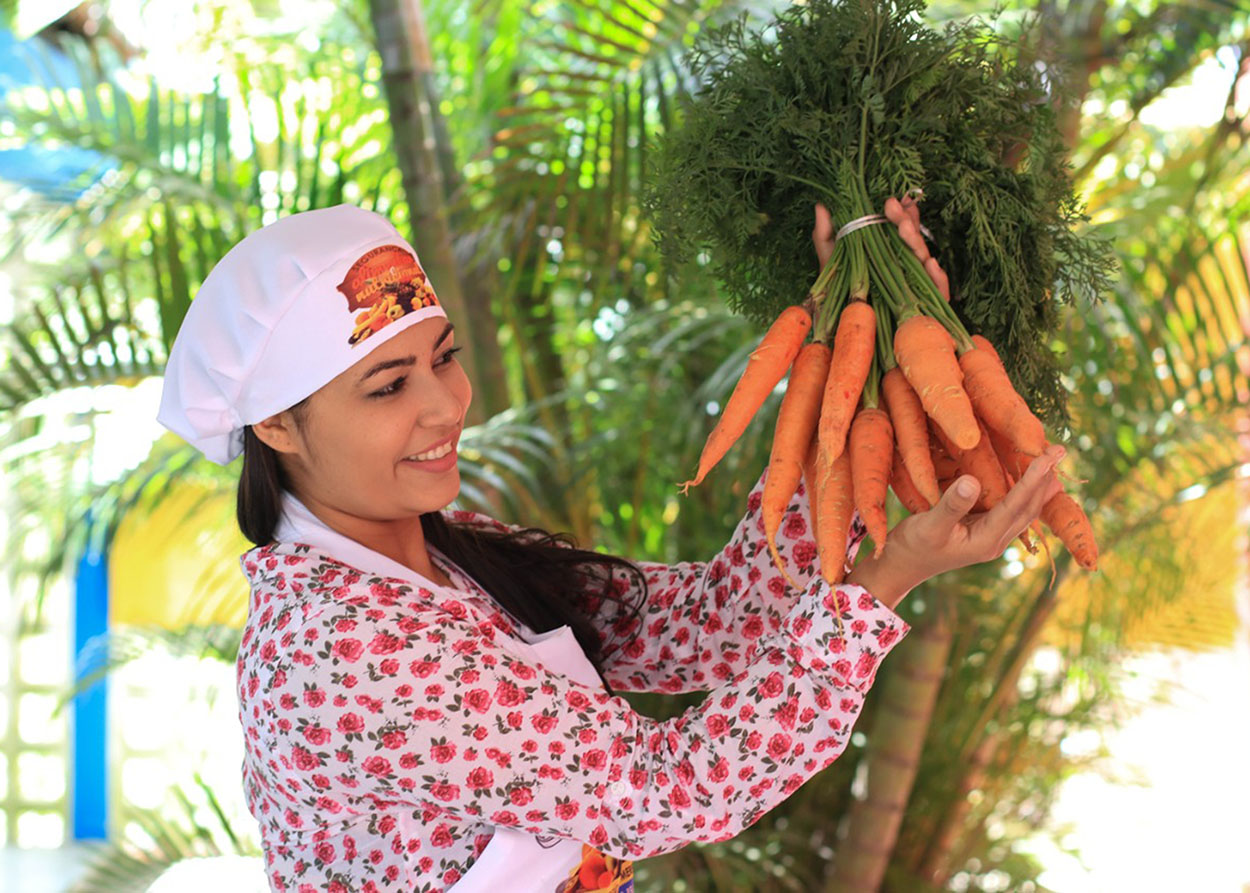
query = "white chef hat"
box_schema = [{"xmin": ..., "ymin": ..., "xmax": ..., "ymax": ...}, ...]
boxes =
[{"xmin": 157, "ymin": 204, "xmax": 448, "ymax": 465}]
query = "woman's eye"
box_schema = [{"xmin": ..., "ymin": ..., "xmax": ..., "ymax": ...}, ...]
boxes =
[
  {"xmin": 368, "ymin": 348, "xmax": 461, "ymax": 398},
  {"xmin": 371, "ymin": 377, "xmax": 406, "ymax": 398}
]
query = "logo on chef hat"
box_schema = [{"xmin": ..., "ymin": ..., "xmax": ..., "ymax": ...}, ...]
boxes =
[{"xmin": 337, "ymin": 245, "xmax": 441, "ymax": 346}]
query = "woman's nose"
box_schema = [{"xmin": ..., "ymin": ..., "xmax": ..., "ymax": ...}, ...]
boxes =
[{"xmin": 418, "ymin": 376, "xmax": 466, "ymax": 427}]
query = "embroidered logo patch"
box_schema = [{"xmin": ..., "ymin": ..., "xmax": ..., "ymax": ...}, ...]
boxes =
[{"xmin": 336, "ymin": 245, "xmax": 440, "ymax": 346}]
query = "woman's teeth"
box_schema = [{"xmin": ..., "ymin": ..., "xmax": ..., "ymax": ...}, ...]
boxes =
[{"xmin": 407, "ymin": 442, "xmax": 454, "ymax": 461}]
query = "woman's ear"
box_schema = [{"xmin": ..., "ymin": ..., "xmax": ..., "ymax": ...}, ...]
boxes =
[{"xmin": 251, "ymin": 411, "xmax": 302, "ymax": 455}]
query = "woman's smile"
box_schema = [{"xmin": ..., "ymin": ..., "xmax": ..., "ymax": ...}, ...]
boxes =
[{"xmin": 401, "ymin": 436, "xmax": 459, "ymax": 471}]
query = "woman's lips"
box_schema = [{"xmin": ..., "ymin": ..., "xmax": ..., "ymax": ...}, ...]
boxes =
[{"xmin": 401, "ymin": 441, "xmax": 458, "ymax": 471}]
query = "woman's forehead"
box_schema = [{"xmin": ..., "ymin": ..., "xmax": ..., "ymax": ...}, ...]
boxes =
[
  {"xmin": 372, "ymin": 317, "xmax": 453, "ymax": 355},
  {"xmin": 336, "ymin": 318, "xmax": 455, "ymax": 384}
]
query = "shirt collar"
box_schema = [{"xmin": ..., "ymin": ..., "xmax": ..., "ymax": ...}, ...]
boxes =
[{"xmin": 274, "ymin": 490, "xmax": 450, "ymax": 593}]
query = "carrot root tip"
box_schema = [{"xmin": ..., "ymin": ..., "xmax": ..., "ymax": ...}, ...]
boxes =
[
  {"xmin": 1056, "ymin": 468, "xmax": 1087, "ymax": 485},
  {"xmin": 768, "ymin": 538, "xmax": 803, "ymax": 592}
]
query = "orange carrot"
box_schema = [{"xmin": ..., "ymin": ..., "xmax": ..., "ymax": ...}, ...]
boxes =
[
  {"xmin": 929, "ymin": 431, "xmax": 961, "ymax": 482},
  {"xmin": 817, "ymin": 299, "xmax": 876, "ymax": 460},
  {"xmin": 931, "ymin": 419, "xmax": 1010, "ymax": 510},
  {"xmin": 849, "ymin": 407, "xmax": 894, "ymax": 557},
  {"xmin": 890, "ymin": 448, "xmax": 931, "ymax": 515},
  {"xmin": 1040, "ymin": 493, "xmax": 1098, "ymax": 570},
  {"xmin": 881, "ymin": 366, "xmax": 940, "ymax": 506},
  {"xmin": 680, "ymin": 305, "xmax": 811, "ymax": 493},
  {"xmin": 988, "ymin": 429, "xmax": 1094, "ymax": 567},
  {"xmin": 986, "ymin": 425, "xmax": 1031, "ymax": 481},
  {"xmin": 764, "ymin": 341, "xmax": 833, "ymax": 587},
  {"xmin": 894, "ymin": 314, "xmax": 980, "ymax": 450},
  {"xmin": 972, "ymin": 333, "xmax": 1002, "ymax": 364},
  {"xmin": 987, "ymin": 441, "xmax": 1037, "ymax": 554},
  {"xmin": 969, "ymin": 419, "xmax": 1011, "ymax": 508},
  {"xmin": 802, "ymin": 431, "xmax": 820, "ymax": 535},
  {"xmin": 959, "ymin": 335, "xmax": 1047, "ymax": 457},
  {"xmin": 991, "ymin": 419, "xmax": 1080, "ymax": 489},
  {"xmin": 815, "ymin": 443, "xmax": 855, "ymax": 586}
]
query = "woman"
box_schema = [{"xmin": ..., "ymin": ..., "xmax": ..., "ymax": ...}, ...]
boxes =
[{"xmin": 157, "ymin": 204, "xmax": 1064, "ymax": 893}]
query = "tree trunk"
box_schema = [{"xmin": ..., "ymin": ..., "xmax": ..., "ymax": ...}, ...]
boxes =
[
  {"xmin": 913, "ymin": 718, "xmax": 1006, "ymax": 886},
  {"xmin": 913, "ymin": 564, "xmax": 1071, "ymax": 885},
  {"xmin": 1051, "ymin": 0, "xmax": 1105, "ymax": 152},
  {"xmin": 367, "ymin": 0, "xmax": 508, "ymax": 424},
  {"xmin": 825, "ymin": 599, "xmax": 955, "ymax": 893}
]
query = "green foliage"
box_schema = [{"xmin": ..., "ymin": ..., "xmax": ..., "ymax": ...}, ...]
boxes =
[
  {"xmin": 645, "ymin": 0, "xmax": 1117, "ymax": 426},
  {"xmin": 66, "ymin": 773, "xmax": 261, "ymax": 893}
]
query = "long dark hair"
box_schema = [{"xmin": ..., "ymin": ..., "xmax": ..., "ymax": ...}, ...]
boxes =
[{"xmin": 237, "ymin": 404, "xmax": 646, "ymax": 695}]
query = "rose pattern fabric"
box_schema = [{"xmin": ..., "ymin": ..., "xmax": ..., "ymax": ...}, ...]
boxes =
[{"xmin": 236, "ymin": 465, "xmax": 910, "ymax": 892}]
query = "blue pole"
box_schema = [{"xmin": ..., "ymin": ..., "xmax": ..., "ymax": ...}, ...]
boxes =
[{"xmin": 71, "ymin": 546, "xmax": 109, "ymax": 840}]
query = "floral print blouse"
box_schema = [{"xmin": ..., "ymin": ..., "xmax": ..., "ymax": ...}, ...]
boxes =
[{"xmin": 236, "ymin": 465, "xmax": 910, "ymax": 892}]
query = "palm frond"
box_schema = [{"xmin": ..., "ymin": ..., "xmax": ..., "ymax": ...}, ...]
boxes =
[
  {"xmin": 55, "ymin": 622, "xmax": 243, "ymax": 718},
  {"xmin": 2, "ymin": 35, "xmax": 399, "ymax": 369},
  {"xmin": 1, "ymin": 260, "xmax": 166, "ymax": 410},
  {"xmin": 68, "ymin": 775, "xmax": 263, "ymax": 893}
]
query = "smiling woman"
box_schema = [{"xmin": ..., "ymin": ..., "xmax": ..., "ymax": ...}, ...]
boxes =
[
  {"xmin": 152, "ymin": 204, "xmax": 1056, "ymax": 893},
  {"xmin": 157, "ymin": 203, "xmax": 651, "ymax": 688},
  {"xmin": 247, "ymin": 318, "xmax": 472, "ymax": 585}
]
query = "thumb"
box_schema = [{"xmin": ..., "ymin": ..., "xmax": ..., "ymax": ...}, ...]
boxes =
[{"xmin": 931, "ymin": 475, "xmax": 979, "ymax": 529}]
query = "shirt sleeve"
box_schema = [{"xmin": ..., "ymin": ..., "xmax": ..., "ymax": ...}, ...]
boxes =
[
  {"xmin": 447, "ymin": 465, "xmax": 877, "ymax": 694},
  {"xmin": 595, "ymin": 465, "xmax": 872, "ymax": 693},
  {"xmin": 266, "ymin": 575, "xmax": 908, "ymax": 862}
]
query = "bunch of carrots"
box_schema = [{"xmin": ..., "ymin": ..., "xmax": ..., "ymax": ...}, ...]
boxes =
[{"xmin": 678, "ymin": 190, "xmax": 1098, "ymax": 590}]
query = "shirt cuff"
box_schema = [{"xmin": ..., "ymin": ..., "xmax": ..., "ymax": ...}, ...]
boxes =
[{"xmin": 780, "ymin": 579, "xmax": 910, "ymax": 692}]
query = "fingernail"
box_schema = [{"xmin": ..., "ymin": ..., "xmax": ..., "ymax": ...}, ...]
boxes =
[{"xmin": 956, "ymin": 478, "xmax": 978, "ymax": 498}]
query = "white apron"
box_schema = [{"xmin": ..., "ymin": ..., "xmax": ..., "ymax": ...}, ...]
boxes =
[{"xmin": 273, "ymin": 497, "xmax": 635, "ymax": 893}]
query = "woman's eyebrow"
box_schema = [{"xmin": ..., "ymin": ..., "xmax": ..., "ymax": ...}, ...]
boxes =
[
  {"xmin": 359, "ymin": 356, "xmax": 414, "ymax": 382},
  {"xmin": 357, "ymin": 323, "xmax": 455, "ymax": 383}
]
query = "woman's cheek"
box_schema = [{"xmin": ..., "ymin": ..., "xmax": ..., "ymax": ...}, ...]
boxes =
[{"xmin": 453, "ymin": 365, "xmax": 472, "ymax": 415}]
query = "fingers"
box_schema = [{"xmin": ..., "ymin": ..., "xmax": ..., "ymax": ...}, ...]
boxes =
[
  {"xmin": 976, "ymin": 444, "xmax": 1065, "ymax": 554},
  {"xmin": 1012, "ymin": 444, "xmax": 1066, "ymax": 517},
  {"xmin": 812, "ymin": 203, "xmax": 834, "ymax": 267},
  {"xmin": 813, "ymin": 203, "xmax": 832, "ymax": 239}
]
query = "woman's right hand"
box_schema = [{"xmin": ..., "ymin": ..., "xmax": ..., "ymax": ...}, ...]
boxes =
[{"xmin": 845, "ymin": 444, "xmax": 1067, "ymax": 609}]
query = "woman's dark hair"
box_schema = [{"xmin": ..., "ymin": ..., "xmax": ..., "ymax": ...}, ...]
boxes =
[{"xmin": 237, "ymin": 404, "xmax": 647, "ymax": 695}]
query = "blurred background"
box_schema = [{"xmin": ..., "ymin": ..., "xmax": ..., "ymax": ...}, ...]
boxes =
[{"xmin": 0, "ymin": 0, "xmax": 1247, "ymax": 891}]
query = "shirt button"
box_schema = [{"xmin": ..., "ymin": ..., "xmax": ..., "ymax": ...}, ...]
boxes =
[{"xmin": 610, "ymin": 782, "xmax": 626, "ymax": 796}]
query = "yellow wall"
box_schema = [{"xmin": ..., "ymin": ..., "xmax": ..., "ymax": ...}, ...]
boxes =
[{"xmin": 109, "ymin": 483, "xmax": 252, "ymax": 630}]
